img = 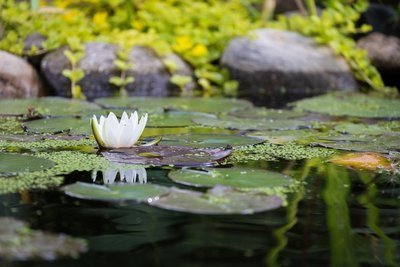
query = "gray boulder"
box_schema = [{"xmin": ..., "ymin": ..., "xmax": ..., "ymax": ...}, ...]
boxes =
[
  {"xmin": 357, "ymin": 32, "xmax": 400, "ymax": 69},
  {"xmin": 0, "ymin": 51, "xmax": 40, "ymax": 98},
  {"xmin": 221, "ymin": 29, "xmax": 358, "ymax": 107},
  {"xmin": 41, "ymin": 42, "xmax": 195, "ymax": 100}
]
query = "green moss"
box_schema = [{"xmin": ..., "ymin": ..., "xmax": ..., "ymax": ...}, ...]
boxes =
[{"xmin": 226, "ymin": 142, "xmax": 336, "ymax": 163}]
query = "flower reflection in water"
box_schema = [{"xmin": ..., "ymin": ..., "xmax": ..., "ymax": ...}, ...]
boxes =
[{"xmin": 92, "ymin": 165, "xmax": 147, "ymax": 184}]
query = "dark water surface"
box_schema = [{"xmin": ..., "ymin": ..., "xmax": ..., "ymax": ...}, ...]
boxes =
[{"xmin": 1, "ymin": 159, "xmax": 399, "ymax": 267}]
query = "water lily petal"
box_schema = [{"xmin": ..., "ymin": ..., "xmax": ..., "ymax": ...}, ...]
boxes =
[
  {"xmin": 120, "ymin": 112, "xmax": 129, "ymax": 124},
  {"xmin": 103, "ymin": 112, "xmax": 121, "ymax": 148},
  {"xmin": 91, "ymin": 115, "xmax": 106, "ymax": 148},
  {"xmin": 130, "ymin": 113, "xmax": 148, "ymax": 146},
  {"xmin": 119, "ymin": 113, "xmax": 136, "ymax": 147}
]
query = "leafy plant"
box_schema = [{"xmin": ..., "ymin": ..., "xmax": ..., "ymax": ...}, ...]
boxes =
[
  {"xmin": 62, "ymin": 37, "xmax": 86, "ymax": 99},
  {"xmin": 109, "ymin": 49, "xmax": 134, "ymax": 96}
]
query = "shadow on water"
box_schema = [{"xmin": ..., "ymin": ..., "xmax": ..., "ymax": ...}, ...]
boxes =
[{"xmin": 0, "ymin": 157, "xmax": 399, "ymax": 267}]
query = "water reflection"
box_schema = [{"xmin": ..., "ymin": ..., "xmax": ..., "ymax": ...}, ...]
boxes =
[{"xmin": 92, "ymin": 166, "xmax": 147, "ymax": 184}]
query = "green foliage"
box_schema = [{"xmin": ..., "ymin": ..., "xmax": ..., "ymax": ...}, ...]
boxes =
[
  {"xmin": 109, "ymin": 49, "xmax": 134, "ymax": 96},
  {"xmin": 269, "ymin": 0, "xmax": 395, "ymax": 94},
  {"xmin": 62, "ymin": 37, "xmax": 86, "ymax": 99},
  {"xmin": 0, "ymin": 0, "xmax": 396, "ymax": 96}
]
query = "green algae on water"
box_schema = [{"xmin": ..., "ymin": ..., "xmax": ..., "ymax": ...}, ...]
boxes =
[
  {"xmin": 0, "ymin": 138, "xmax": 97, "ymax": 153},
  {"xmin": 0, "ymin": 151, "xmax": 110, "ymax": 194},
  {"xmin": 226, "ymin": 142, "xmax": 337, "ymax": 163}
]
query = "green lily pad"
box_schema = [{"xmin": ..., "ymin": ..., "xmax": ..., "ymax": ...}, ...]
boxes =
[
  {"xmin": 150, "ymin": 186, "xmax": 283, "ymax": 215},
  {"xmin": 246, "ymin": 129, "xmax": 320, "ymax": 144},
  {"xmin": 148, "ymin": 111, "xmax": 215, "ymax": 128},
  {"xmin": 158, "ymin": 133, "xmax": 263, "ymax": 148},
  {"xmin": 0, "ymin": 153, "xmax": 55, "ymax": 174},
  {"xmin": 229, "ymin": 108, "xmax": 306, "ymax": 120},
  {"xmin": 94, "ymin": 97, "xmax": 253, "ymax": 113},
  {"xmin": 23, "ymin": 117, "xmax": 90, "ymax": 135},
  {"xmin": 334, "ymin": 122, "xmax": 398, "ymax": 136},
  {"xmin": 292, "ymin": 92, "xmax": 400, "ymax": 118},
  {"xmin": 192, "ymin": 116, "xmax": 310, "ymax": 130},
  {"xmin": 102, "ymin": 146, "xmax": 232, "ymax": 167},
  {"xmin": 314, "ymin": 134, "xmax": 400, "ymax": 154},
  {"xmin": 63, "ymin": 182, "xmax": 169, "ymax": 202},
  {"xmin": 168, "ymin": 167, "xmax": 293, "ymax": 189},
  {"xmin": 0, "ymin": 97, "xmax": 101, "ymax": 116},
  {"xmin": 0, "ymin": 217, "xmax": 87, "ymax": 261}
]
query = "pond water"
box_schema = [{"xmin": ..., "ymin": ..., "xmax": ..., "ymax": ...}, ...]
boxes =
[{"xmin": 0, "ymin": 93, "xmax": 399, "ymax": 267}]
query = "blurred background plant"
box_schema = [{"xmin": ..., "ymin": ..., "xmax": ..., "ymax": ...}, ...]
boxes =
[{"xmin": 0, "ymin": 0, "xmax": 398, "ymax": 97}]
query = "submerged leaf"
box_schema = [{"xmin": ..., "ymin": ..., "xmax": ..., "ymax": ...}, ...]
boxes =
[{"xmin": 329, "ymin": 152, "xmax": 392, "ymax": 171}]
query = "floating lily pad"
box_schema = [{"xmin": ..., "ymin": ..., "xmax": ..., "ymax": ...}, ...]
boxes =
[
  {"xmin": 23, "ymin": 117, "xmax": 90, "ymax": 135},
  {"xmin": 334, "ymin": 122, "xmax": 396, "ymax": 136},
  {"xmin": 63, "ymin": 182, "xmax": 169, "ymax": 202},
  {"xmin": 292, "ymin": 92, "xmax": 400, "ymax": 118},
  {"xmin": 94, "ymin": 97, "xmax": 253, "ymax": 113},
  {"xmin": 192, "ymin": 116, "xmax": 310, "ymax": 130},
  {"xmin": 102, "ymin": 146, "xmax": 232, "ymax": 167},
  {"xmin": 229, "ymin": 108, "xmax": 306, "ymax": 120},
  {"xmin": 0, "ymin": 153, "xmax": 55, "ymax": 174},
  {"xmin": 150, "ymin": 186, "xmax": 283, "ymax": 215},
  {"xmin": 314, "ymin": 134, "xmax": 400, "ymax": 154},
  {"xmin": 147, "ymin": 111, "xmax": 215, "ymax": 127},
  {"xmin": 0, "ymin": 217, "xmax": 87, "ymax": 261},
  {"xmin": 158, "ymin": 133, "xmax": 263, "ymax": 148},
  {"xmin": 246, "ymin": 130, "xmax": 319, "ymax": 144},
  {"xmin": 0, "ymin": 97, "xmax": 100, "ymax": 116},
  {"xmin": 168, "ymin": 167, "xmax": 293, "ymax": 189}
]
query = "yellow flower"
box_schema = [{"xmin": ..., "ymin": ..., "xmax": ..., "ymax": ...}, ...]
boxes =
[
  {"xmin": 54, "ymin": 0, "xmax": 68, "ymax": 9},
  {"xmin": 92, "ymin": 11, "xmax": 109, "ymax": 29},
  {"xmin": 190, "ymin": 44, "xmax": 208, "ymax": 57},
  {"xmin": 173, "ymin": 36, "xmax": 193, "ymax": 52},
  {"xmin": 63, "ymin": 10, "xmax": 78, "ymax": 23},
  {"xmin": 131, "ymin": 21, "xmax": 144, "ymax": 31}
]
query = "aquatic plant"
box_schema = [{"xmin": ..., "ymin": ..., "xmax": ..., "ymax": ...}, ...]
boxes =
[{"xmin": 91, "ymin": 111, "xmax": 148, "ymax": 148}]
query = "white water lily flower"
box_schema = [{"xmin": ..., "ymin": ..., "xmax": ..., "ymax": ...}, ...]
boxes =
[{"xmin": 91, "ymin": 111, "xmax": 148, "ymax": 148}]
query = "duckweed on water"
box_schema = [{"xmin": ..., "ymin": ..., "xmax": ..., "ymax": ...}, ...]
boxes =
[
  {"xmin": 226, "ymin": 142, "xmax": 337, "ymax": 163},
  {"xmin": 0, "ymin": 151, "xmax": 109, "ymax": 194},
  {"xmin": 0, "ymin": 138, "xmax": 97, "ymax": 152},
  {"xmin": 0, "ymin": 118, "xmax": 24, "ymax": 135}
]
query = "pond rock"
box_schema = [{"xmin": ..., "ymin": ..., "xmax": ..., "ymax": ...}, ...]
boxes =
[
  {"xmin": 357, "ymin": 33, "xmax": 400, "ymax": 69},
  {"xmin": 357, "ymin": 33, "xmax": 400, "ymax": 90},
  {"xmin": 221, "ymin": 29, "xmax": 358, "ymax": 107},
  {"xmin": 41, "ymin": 42, "xmax": 194, "ymax": 100},
  {"xmin": 23, "ymin": 32, "xmax": 48, "ymax": 68},
  {"xmin": 0, "ymin": 50, "xmax": 40, "ymax": 98}
]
